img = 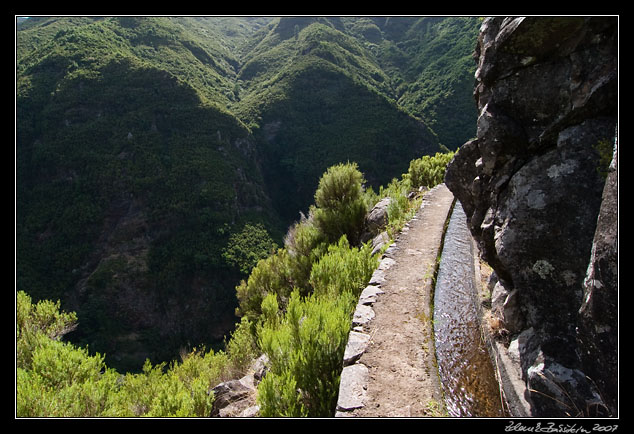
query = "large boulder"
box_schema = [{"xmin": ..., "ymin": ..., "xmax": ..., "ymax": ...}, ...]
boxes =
[
  {"xmin": 445, "ymin": 17, "xmax": 617, "ymax": 417},
  {"xmin": 209, "ymin": 379, "xmax": 254, "ymax": 417},
  {"xmin": 365, "ymin": 197, "xmax": 392, "ymax": 235},
  {"xmin": 209, "ymin": 354, "xmax": 270, "ymax": 417},
  {"xmin": 360, "ymin": 196, "xmax": 393, "ymax": 244}
]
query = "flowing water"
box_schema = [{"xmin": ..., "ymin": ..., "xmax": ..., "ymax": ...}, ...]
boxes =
[{"xmin": 433, "ymin": 201, "xmax": 505, "ymax": 417}]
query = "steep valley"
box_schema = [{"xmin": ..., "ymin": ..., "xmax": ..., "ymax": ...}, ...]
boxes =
[
  {"xmin": 15, "ymin": 15, "xmax": 618, "ymax": 419},
  {"xmin": 16, "ymin": 16, "xmax": 480, "ymax": 371}
]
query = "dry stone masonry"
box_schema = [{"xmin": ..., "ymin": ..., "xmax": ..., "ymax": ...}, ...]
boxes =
[{"xmin": 336, "ymin": 184, "xmax": 454, "ymax": 417}]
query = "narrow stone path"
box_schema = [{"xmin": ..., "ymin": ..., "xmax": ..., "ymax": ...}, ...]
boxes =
[{"xmin": 336, "ymin": 184, "xmax": 455, "ymax": 417}]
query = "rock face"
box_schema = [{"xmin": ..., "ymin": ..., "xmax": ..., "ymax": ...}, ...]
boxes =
[
  {"xmin": 445, "ymin": 17, "xmax": 617, "ymax": 417},
  {"xmin": 209, "ymin": 354, "xmax": 269, "ymax": 417},
  {"xmin": 577, "ymin": 141, "xmax": 618, "ymax": 414}
]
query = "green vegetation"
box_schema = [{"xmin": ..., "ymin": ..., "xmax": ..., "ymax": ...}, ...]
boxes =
[
  {"xmin": 256, "ymin": 289, "xmax": 355, "ymax": 416},
  {"xmin": 223, "ymin": 223, "xmax": 278, "ymax": 275},
  {"xmin": 405, "ymin": 151, "xmax": 456, "ymax": 189},
  {"xmin": 310, "ymin": 236, "xmax": 377, "ymax": 299},
  {"xmin": 361, "ymin": 17, "xmax": 481, "ymax": 147},
  {"xmin": 16, "ymin": 290, "xmax": 248, "ymax": 417},
  {"xmin": 17, "ymin": 14, "xmax": 476, "ymax": 397},
  {"xmin": 235, "ymin": 162, "xmax": 371, "ymax": 322},
  {"xmin": 374, "ymin": 150, "xmax": 455, "ymax": 237},
  {"xmin": 312, "ymin": 162, "xmax": 368, "ymax": 245},
  {"xmin": 17, "ymin": 151, "xmax": 453, "ymax": 417},
  {"xmin": 407, "ymin": 19, "xmax": 479, "ymax": 146},
  {"xmin": 17, "ymin": 17, "xmax": 282, "ymax": 370}
]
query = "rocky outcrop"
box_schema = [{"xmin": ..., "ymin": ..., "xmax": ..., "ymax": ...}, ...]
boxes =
[
  {"xmin": 360, "ymin": 196, "xmax": 392, "ymax": 248},
  {"xmin": 209, "ymin": 354, "xmax": 269, "ymax": 417},
  {"xmin": 365, "ymin": 197, "xmax": 392, "ymax": 235},
  {"xmin": 445, "ymin": 17, "xmax": 617, "ymax": 417},
  {"xmin": 210, "ymin": 379, "xmax": 255, "ymax": 417},
  {"xmin": 577, "ymin": 140, "xmax": 618, "ymax": 415}
]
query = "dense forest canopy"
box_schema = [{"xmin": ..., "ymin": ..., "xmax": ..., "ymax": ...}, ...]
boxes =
[{"xmin": 16, "ymin": 16, "xmax": 480, "ymax": 373}]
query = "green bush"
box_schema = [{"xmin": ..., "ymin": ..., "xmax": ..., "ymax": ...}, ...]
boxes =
[
  {"xmin": 16, "ymin": 290, "xmax": 230, "ymax": 417},
  {"xmin": 16, "ymin": 291, "xmax": 78, "ymax": 366},
  {"xmin": 283, "ymin": 219, "xmax": 328, "ymax": 295},
  {"xmin": 312, "ymin": 162, "xmax": 368, "ymax": 245},
  {"xmin": 234, "ymin": 219, "xmax": 328, "ymax": 323},
  {"xmin": 235, "ymin": 248, "xmax": 293, "ymax": 322},
  {"xmin": 224, "ymin": 316, "xmax": 259, "ymax": 376},
  {"xmin": 16, "ymin": 291, "xmax": 120, "ymax": 417},
  {"xmin": 256, "ymin": 289, "xmax": 355, "ymax": 417},
  {"xmin": 235, "ymin": 162, "xmax": 374, "ymax": 325},
  {"xmin": 404, "ymin": 151, "xmax": 455, "ymax": 189},
  {"xmin": 115, "ymin": 361, "xmax": 210, "ymax": 417},
  {"xmin": 238, "ymin": 163, "xmax": 385, "ymax": 417},
  {"xmin": 309, "ymin": 235, "xmax": 377, "ymax": 299},
  {"xmin": 17, "ymin": 335, "xmax": 120, "ymax": 417},
  {"xmin": 235, "ymin": 163, "xmax": 373, "ymax": 323},
  {"xmin": 378, "ymin": 177, "xmax": 413, "ymax": 230}
]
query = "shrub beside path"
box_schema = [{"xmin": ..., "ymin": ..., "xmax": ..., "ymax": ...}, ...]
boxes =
[{"xmin": 336, "ymin": 184, "xmax": 455, "ymax": 417}]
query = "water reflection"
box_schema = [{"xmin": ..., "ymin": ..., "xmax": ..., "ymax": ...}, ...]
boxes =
[{"xmin": 433, "ymin": 201, "xmax": 504, "ymax": 417}]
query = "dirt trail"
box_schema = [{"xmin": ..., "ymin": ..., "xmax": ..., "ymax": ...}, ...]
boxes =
[{"xmin": 338, "ymin": 184, "xmax": 455, "ymax": 417}]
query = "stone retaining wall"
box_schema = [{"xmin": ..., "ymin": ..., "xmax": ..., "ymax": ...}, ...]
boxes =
[
  {"xmin": 335, "ymin": 184, "xmax": 448, "ymax": 416},
  {"xmin": 334, "ymin": 237, "xmax": 399, "ymax": 415}
]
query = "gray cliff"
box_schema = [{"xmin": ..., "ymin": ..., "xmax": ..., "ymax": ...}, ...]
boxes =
[{"xmin": 445, "ymin": 17, "xmax": 617, "ymax": 417}]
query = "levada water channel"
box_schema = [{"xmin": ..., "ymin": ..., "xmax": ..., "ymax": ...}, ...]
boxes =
[{"xmin": 433, "ymin": 201, "xmax": 505, "ymax": 417}]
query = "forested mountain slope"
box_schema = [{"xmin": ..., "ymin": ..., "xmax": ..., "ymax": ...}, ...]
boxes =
[
  {"xmin": 17, "ymin": 17, "xmax": 278, "ymax": 370},
  {"xmin": 16, "ymin": 16, "xmax": 479, "ymax": 371}
]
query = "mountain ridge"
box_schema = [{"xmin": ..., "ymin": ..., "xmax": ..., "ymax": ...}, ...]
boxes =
[{"xmin": 16, "ymin": 16, "xmax": 480, "ymax": 371}]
